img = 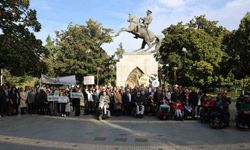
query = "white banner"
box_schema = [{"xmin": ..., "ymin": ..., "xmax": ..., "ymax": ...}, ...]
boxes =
[
  {"xmin": 58, "ymin": 96, "xmax": 69, "ymax": 103},
  {"xmin": 48, "ymin": 95, "xmax": 70, "ymax": 103},
  {"xmin": 83, "ymin": 76, "xmax": 95, "ymax": 85},
  {"xmin": 41, "ymin": 74, "xmax": 76, "ymax": 85},
  {"xmin": 47, "ymin": 95, "xmax": 59, "ymax": 102},
  {"xmin": 70, "ymin": 92, "xmax": 83, "ymax": 99}
]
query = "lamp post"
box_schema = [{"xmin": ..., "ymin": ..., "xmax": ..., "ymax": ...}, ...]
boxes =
[
  {"xmin": 159, "ymin": 64, "xmax": 163, "ymax": 87},
  {"xmin": 0, "ymin": 68, "xmax": 3, "ymax": 86},
  {"xmin": 166, "ymin": 63, "xmax": 169, "ymax": 84},
  {"xmin": 96, "ymin": 67, "xmax": 102, "ymax": 86},
  {"xmin": 0, "ymin": 64, "xmax": 3, "ymax": 85},
  {"xmin": 182, "ymin": 47, "xmax": 187, "ymax": 54},
  {"xmin": 172, "ymin": 66, "xmax": 178, "ymax": 85},
  {"xmin": 182, "ymin": 47, "xmax": 188, "ymax": 83},
  {"xmin": 182, "ymin": 47, "xmax": 187, "ymax": 62},
  {"xmin": 162, "ymin": 73, "xmax": 165, "ymax": 89}
]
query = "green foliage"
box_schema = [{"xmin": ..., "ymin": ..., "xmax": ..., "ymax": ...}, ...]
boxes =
[
  {"xmin": 44, "ymin": 35, "xmax": 59, "ymax": 77},
  {"xmin": 0, "ymin": 0, "xmax": 48, "ymax": 76},
  {"xmin": 44, "ymin": 19, "xmax": 113, "ymax": 85},
  {"xmin": 114, "ymin": 42, "xmax": 125, "ymax": 60},
  {"xmin": 188, "ymin": 60, "xmax": 214, "ymax": 87},
  {"xmin": 159, "ymin": 15, "xmax": 231, "ymax": 90},
  {"xmin": 100, "ymin": 55, "xmax": 116, "ymax": 86},
  {"xmin": 3, "ymin": 69, "xmax": 39, "ymax": 87},
  {"xmin": 223, "ymin": 12, "xmax": 250, "ymax": 79},
  {"xmin": 103, "ymin": 43, "xmax": 126, "ymax": 86},
  {"xmin": 234, "ymin": 76, "xmax": 250, "ymax": 93}
]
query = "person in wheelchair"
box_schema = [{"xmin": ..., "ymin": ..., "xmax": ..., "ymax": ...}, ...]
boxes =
[
  {"xmin": 236, "ymin": 95, "xmax": 250, "ymax": 128},
  {"xmin": 97, "ymin": 91, "xmax": 110, "ymax": 120},
  {"xmin": 210, "ymin": 93, "xmax": 230, "ymax": 128},
  {"xmin": 160, "ymin": 98, "xmax": 170, "ymax": 111},
  {"xmin": 158, "ymin": 98, "xmax": 171, "ymax": 119},
  {"xmin": 200, "ymin": 96, "xmax": 216, "ymax": 122},
  {"xmin": 133, "ymin": 91, "xmax": 145, "ymax": 118}
]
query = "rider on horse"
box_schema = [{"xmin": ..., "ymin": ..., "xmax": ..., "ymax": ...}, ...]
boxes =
[
  {"xmin": 135, "ymin": 10, "xmax": 152, "ymax": 39},
  {"xmin": 115, "ymin": 10, "xmax": 163, "ymax": 52}
]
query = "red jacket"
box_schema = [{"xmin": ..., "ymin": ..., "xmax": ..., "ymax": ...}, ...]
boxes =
[
  {"xmin": 203, "ymin": 99, "xmax": 216, "ymax": 107},
  {"xmin": 172, "ymin": 101, "xmax": 183, "ymax": 110}
]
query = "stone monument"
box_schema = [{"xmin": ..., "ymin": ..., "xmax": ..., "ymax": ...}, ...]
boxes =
[
  {"xmin": 116, "ymin": 52, "xmax": 158, "ymax": 87},
  {"xmin": 115, "ymin": 10, "xmax": 162, "ymax": 88}
]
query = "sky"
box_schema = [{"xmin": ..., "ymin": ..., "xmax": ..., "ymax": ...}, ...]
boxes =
[{"xmin": 30, "ymin": 0, "xmax": 250, "ymax": 55}]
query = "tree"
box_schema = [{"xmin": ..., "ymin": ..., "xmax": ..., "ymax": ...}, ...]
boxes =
[
  {"xmin": 234, "ymin": 77, "xmax": 250, "ymax": 95},
  {"xmin": 44, "ymin": 35, "xmax": 59, "ymax": 77},
  {"xmin": 0, "ymin": 0, "xmax": 47, "ymax": 76},
  {"xmin": 223, "ymin": 12, "xmax": 250, "ymax": 79},
  {"xmin": 159, "ymin": 15, "xmax": 230, "ymax": 90},
  {"xmin": 45, "ymin": 19, "xmax": 113, "ymax": 84},
  {"xmin": 114, "ymin": 42, "xmax": 125, "ymax": 60},
  {"xmin": 101, "ymin": 55, "xmax": 116, "ymax": 86},
  {"xmin": 2, "ymin": 69, "xmax": 39, "ymax": 87},
  {"xmin": 103, "ymin": 42, "xmax": 125, "ymax": 86}
]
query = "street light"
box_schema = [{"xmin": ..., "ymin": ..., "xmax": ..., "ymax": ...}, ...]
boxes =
[
  {"xmin": 0, "ymin": 69, "xmax": 3, "ymax": 86},
  {"xmin": 172, "ymin": 66, "xmax": 178, "ymax": 85},
  {"xmin": 162, "ymin": 73, "xmax": 165, "ymax": 89},
  {"xmin": 96, "ymin": 67, "xmax": 102, "ymax": 86},
  {"xmin": 159, "ymin": 64, "xmax": 163, "ymax": 87},
  {"xmin": 182, "ymin": 47, "xmax": 187, "ymax": 59},
  {"xmin": 166, "ymin": 63, "xmax": 169, "ymax": 84},
  {"xmin": 0, "ymin": 64, "xmax": 3, "ymax": 85},
  {"xmin": 182, "ymin": 47, "xmax": 187, "ymax": 53}
]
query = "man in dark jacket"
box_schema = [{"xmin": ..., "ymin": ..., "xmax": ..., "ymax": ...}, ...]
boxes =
[
  {"xmin": 153, "ymin": 88, "xmax": 163, "ymax": 106},
  {"xmin": 35, "ymin": 89, "xmax": 48, "ymax": 115},
  {"xmin": 171, "ymin": 87, "xmax": 180, "ymax": 103},
  {"xmin": 72, "ymin": 88, "xmax": 80, "ymax": 116},
  {"xmin": 0, "ymin": 85, "xmax": 7, "ymax": 117},
  {"xmin": 122, "ymin": 88, "xmax": 131, "ymax": 115},
  {"xmin": 134, "ymin": 91, "xmax": 145, "ymax": 115},
  {"xmin": 189, "ymin": 89, "xmax": 198, "ymax": 107}
]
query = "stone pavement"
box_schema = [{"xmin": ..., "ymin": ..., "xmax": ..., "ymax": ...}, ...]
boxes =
[{"xmin": 0, "ymin": 103, "xmax": 249, "ymax": 150}]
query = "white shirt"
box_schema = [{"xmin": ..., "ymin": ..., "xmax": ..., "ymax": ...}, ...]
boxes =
[
  {"xmin": 87, "ymin": 91, "xmax": 93, "ymax": 102},
  {"xmin": 127, "ymin": 93, "xmax": 131, "ymax": 103}
]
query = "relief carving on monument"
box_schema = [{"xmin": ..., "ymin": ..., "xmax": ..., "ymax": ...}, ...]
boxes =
[{"xmin": 125, "ymin": 67, "xmax": 144, "ymax": 88}]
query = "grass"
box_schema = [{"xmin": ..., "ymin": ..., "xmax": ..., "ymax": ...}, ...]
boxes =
[{"xmin": 207, "ymin": 90, "xmax": 240, "ymax": 102}]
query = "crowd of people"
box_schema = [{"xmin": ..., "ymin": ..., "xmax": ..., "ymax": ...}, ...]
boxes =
[{"xmin": 0, "ymin": 83, "xmax": 232, "ymax": 120}]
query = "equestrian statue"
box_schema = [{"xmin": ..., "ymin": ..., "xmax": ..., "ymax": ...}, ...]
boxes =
[{"xmin": 115, "ymin": 10, "xmax": 163, "ymax": 52}]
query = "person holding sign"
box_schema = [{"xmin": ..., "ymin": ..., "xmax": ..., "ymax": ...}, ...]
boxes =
[
  {"xmin": 58, "ymin": 91, "xmax": 69, "ymax": 117},
  {"xmin": 71, "ymin": 88, "xmax": 81, "ymax": 116},
  {"xmin": 85, "ymin": 88, "xmax": 95, "ymax": 115}
]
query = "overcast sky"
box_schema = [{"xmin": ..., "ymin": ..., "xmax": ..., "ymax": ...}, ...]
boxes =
[{"xmin": 30, "ymin": 0, "xmax": 250, "ymax": 55}]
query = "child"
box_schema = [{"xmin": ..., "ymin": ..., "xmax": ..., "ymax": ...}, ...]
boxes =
[{"xmin": 172, "ymin": 99, "xmax": 183, "ymax": 118}]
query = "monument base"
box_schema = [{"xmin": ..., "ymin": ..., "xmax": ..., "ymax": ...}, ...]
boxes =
[{"xmin": 116, "ymin": 52, "xmax": 158, "ymax": 88}]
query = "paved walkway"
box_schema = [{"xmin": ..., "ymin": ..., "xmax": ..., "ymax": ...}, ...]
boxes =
[{"xmin": 0, "ymin": 112, "xmax": 250, "ymax": 150}]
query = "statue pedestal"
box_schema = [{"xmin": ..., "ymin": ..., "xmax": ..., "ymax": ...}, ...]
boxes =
[{"xmin": 116, "ymin": 52, "xmax": 158, "ymax": 87}]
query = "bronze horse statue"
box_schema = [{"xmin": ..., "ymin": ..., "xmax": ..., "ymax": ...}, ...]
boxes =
[{"xmin": 115, "ymin": 14, "xmax": 163, "ymax": 52}]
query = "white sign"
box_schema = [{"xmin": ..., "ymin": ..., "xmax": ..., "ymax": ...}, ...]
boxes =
[
  {"xmin": 152, "ymin": 80, "xmax": 160, "ymax": 87},
  {"xmin": 47, "ymin": 95, "xmax": 59, "ymax": 102},
  {"xmin": 70, "ymin": 92, "xmax": 83, "ymax": 99},
  {"xmin": 58, "ymin": 96, "xmax": 69, "ymax": 103},
  {"xmin": 84, "ymin": 76, "xmax": 95, "ymax": 85}
]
